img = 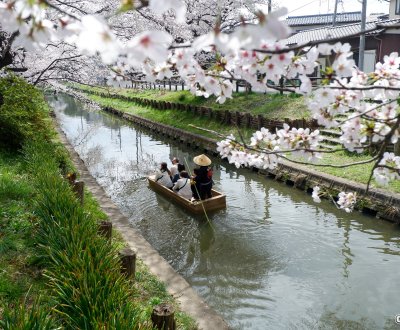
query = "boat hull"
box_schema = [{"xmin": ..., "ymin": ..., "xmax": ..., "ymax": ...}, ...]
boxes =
[{"xmin": 148, "ymin": 176, "xmax": 226, "ymax": 214}]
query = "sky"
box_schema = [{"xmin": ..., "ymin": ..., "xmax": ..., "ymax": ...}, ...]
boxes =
[{"xmin": 274, "ymin": 0, "xmax": 390, "ymax": 17}]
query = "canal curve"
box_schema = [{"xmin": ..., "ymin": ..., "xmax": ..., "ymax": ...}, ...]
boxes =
[{"xmin": 50, "ymin": 93, "xmax": 400, "ymax": 330}]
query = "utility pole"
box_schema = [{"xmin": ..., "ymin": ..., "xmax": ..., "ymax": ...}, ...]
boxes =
[
  {"xmin": 332, "ymin": 0, "xmax": 339, "ymax": 26},
  {"xmin": 358, "ymin": 0, "xmax": 367, "ymax": 71}
]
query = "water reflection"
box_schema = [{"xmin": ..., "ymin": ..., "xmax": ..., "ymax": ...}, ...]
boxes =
[{"xmin": 49, "ymin": 94, "xmax": 400, "ymax": 330}]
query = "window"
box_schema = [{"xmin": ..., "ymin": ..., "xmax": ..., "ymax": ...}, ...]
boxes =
[{"xmin": 396, "ymin": 0, "xmax": 400, "ymax": 15}]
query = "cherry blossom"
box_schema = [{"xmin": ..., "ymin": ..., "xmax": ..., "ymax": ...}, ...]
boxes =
[
  {"xmin": 337, "ymin": 192, "xmax": 357, "ymax": 213},
  {"xmin": 149, "ymin": 0, "xmax": 186, "ymax": 24},
  {"xmin": 373, "ymin": 152, "xmax": 400, "ymax": 186},
  {"xmin": 312, "ymin": 186, "xmax": 321, "ymax": 203},
  {"xmin": 72, "ymin": 15, "xmax": 121, "ymax": 64},
  {"xmin": 126, "ymin": 30, "xmax": 173, "ymax": 65}
]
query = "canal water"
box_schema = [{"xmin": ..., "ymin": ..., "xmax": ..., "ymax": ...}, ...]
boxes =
[{"xmin": 50, "ymin": 94, "xmax": 400, "ymax": 330}]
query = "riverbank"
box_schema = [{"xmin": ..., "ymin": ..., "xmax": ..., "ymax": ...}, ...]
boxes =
[
  {"xmin": 0, "ymin": 75, "xmax": 198, "ymax": 329},
  {"xmin": 67, "ymin": 85, "xmax": 400, "ymax": 222}
]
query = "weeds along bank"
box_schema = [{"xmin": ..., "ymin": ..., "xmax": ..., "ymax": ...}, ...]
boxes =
[{"xmin": 0, "ymin": 75, "xmax": 195, "ymax": 329}]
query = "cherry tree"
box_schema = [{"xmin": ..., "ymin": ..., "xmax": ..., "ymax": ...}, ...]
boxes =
[{"xmin": 1, "ymin": 0, "xmax": 400, "ymax": 212}]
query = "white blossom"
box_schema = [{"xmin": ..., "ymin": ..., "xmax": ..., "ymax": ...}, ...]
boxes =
[
  {"xmin": 337, "ymin": 192, "xmax": 357, "ymax": 213},
  {"xmin": 312, "ymin": 186, "xmax": 321, "ymax": 203},
  {"xmin": 149, "ymin": 0, "xmax": 186, "ymax": 24}
]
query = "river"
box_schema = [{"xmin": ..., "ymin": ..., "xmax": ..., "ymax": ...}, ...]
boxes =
[{"xmin": 50, "ymin": 93, "xmax": 400, "ymax": 330}]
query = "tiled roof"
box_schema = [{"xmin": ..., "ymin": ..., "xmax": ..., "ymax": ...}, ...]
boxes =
[
  {"xmin": 286, "ymin": 12, "xmax": 361, "ymax": 26},
  {"xmin": 285, "ymin": 18, "xmax": 400, "ymax": 46}
]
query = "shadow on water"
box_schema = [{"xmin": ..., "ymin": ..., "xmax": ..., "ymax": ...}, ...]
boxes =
[{"xmin": 49, "ymin": 93, "xmax": 400, "ymax": 330}]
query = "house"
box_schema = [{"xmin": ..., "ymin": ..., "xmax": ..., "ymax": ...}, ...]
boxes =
[
  {"xmin": 285, "ymin": 0, "xmax": 400, "ymax": 73},
  {"xmin": 286, "ymin": 12, "xmax": 362, "ymax": 32}
]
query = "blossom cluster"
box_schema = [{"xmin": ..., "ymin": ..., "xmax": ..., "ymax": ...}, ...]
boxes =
[
  {"xmin": 216, "ymin": 124, "xmax": 322, "ymax": 169},
  {"xmin": 312, "ymin": 186, "xmax": 357, "ymax": 213},
  {"xmin": 373, "ymin": 152, "xmax": 400, "ymax": 186},
  {"xmin": 337, "ymin": 191, "xmax": 357, "ymax": 213}
]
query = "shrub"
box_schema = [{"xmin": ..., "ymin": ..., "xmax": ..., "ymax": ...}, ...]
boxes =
[{"xmin": 0, "ymin": 74, "xmax": 51, "ymax": 149}]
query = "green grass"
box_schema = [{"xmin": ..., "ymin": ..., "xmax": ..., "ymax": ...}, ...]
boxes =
[
  {"xmin": 0, "ymin": 149, "xmax": 52, "ymax": 324},
  {"xmin": 88, "ymin": 94, "xmax": 255, "ymax": 140},
  {"xmin": 308, "ymin": 151, "xmax": 400, "ymax": 193},
  {"xmin": 77, "ymin": 84, "xmax": 310, "ymax": 119}
]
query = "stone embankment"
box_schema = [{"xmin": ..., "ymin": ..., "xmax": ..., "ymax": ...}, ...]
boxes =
[{"xmin": 68, "ymin": 87, "xmax": 400, "ymax": 223}]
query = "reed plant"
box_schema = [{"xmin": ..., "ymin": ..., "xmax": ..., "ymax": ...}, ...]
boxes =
[
  {"xmin": 23, "ymin": 142, "xmax": 144, "ymax": 329},
  {"xmin": 0, "ymin": 296, "xmax": 60, "ymax": 330}
]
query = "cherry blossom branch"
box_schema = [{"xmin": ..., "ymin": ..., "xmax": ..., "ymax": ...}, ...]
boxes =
[
  {"xmin": 32, "ymin": 55, "xmax": 82, "ymax": 85},
  {"xmin": 188, "ymin": 124, "xmax": 366, "ymax": 155},
  {"xmin": 338, "ymin": 100, "xmax": 396, "ymax": 125},
  {"xmin": 42, "ymin": 0, "xmax": 81, "ymax": 21},
  {"xmin": 365, "ymin": 116, "xmax": 400, "ymax": 191},
  {"xmin": 50, "ymin": 0, "xmax": 89, "ymax": 15}
]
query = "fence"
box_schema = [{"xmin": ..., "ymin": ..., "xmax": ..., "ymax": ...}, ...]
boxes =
[{"xmin": 111, "ymin": 77, "xmax": 324, "ymax": 94}]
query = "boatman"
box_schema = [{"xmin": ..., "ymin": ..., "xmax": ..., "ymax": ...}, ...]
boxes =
[{"xmin": 192, "ymin": 154, "xmax": 213, "ymax": 200}]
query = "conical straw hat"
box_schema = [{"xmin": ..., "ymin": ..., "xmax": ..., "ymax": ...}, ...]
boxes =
[{"xmin": 193, "ymin": 154, "xmax": 211, "ymax": 166}]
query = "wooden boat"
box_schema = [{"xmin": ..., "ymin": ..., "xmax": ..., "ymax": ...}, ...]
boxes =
[{"xmin": 148, "ymin": 175, "xmax": 226, "ymax": 214}]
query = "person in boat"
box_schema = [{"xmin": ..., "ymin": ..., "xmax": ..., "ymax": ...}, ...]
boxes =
[
  {"xmin": 172, "ymin": 163, "xmax": 185, "ymax": 183},
  {"xmin": 170, "ymin": 157, "xmax": 179, "ymax": 181},
  {"xmin": 172, "ymin": 171, "xmax": 192, "ymax": 200},
  {"xmin": 192, "ymin": 154, "xmax": 213, "ymax": 200},
  {"xmin": 155, "ymin": 162, "xmax": 173, "ymax": 188}
]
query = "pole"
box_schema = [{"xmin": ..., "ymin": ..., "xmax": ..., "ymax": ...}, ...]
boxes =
[
  {"xmin": 358, "ymin": 0, "xmax": 367, "ymax": 71},
  {"xmin": 332, "ymin": 0, "xmax": 339, "ymax": 26},
  {"xmin": 268, "ymin": 0, "xmax": 272, "ymax": 13}
]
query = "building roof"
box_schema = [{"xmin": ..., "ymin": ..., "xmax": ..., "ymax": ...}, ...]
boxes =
[
  {"xmin": 286, "ymin": 11, "xmax": 361, "ymax": 27},
  {"xmin": 285, "ymin": 18, "xmax": 400, "ymax": 46}
]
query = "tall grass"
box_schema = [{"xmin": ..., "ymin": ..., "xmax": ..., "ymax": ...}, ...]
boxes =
[
  {"xmin": 23, "ymin": 142, "xmax": 144, "ymax": 329},
  {"xmin": 0, "ymin": 296, "xmax": 60, "ymax": 330}
]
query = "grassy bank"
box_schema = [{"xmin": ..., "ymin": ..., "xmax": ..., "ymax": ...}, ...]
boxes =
[
  {"xmin": 77, "ymin": 86, "xmax": 400, "ymax": 194},
  {"xmin": 88, "ymin": 93, "xmax": 255, "ymax": 140},
  {"xmin": 0, "ymin": 75, "xmax": 196, "ymax": 329},
  {"xmin": 76, "ymin": 84, "xmax": 310, "ymax": 119}
]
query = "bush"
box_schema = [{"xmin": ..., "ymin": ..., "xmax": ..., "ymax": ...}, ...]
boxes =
[{"xmin": 0, "ymin": 74, "xmax": 51, "ymax": 149}]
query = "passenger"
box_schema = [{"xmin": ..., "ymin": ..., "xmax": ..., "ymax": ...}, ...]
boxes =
[
  {"xmin": 170, "ymin": 157, "xmax": 179, "ymax": 179},
  {"xmin": 172, "ymin": 163, "xmax": 185, "ymax": 183},
  {"xmin": 192, "ymin": 154, "xmax": 213, "ymax": 200},
  {"xmin": 155, "ymin": 162, "xmax": 173, "ymax": 188},
  {"xmin": 172, "ymin": 171, "xmax": 192, "ymax": 200},
  {"xmin": 191, "ymin": 168, "xmax": 200, "ymax": 200}
]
